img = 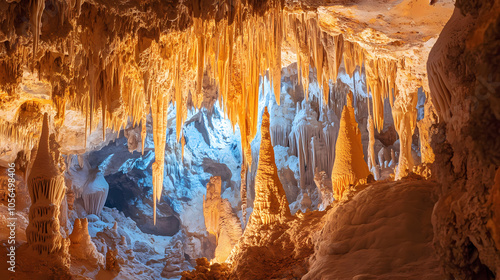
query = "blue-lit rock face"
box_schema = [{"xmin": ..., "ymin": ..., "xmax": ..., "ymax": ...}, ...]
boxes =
[{"xmin": 88, "ymin": 103, "xmax": 242, "ymax": 242}]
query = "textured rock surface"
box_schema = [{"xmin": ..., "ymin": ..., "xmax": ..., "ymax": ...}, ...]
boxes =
[
  {"xmin": 66, "ymin": 155, "xmax": 109, "ymax": 216},
  {"xmin": 304, "ymin": 179, "xmax": 442, "ymax": 280},
  {"xmin": 428, "ymin": 1, "xmax": 500, "ymax": 278}
]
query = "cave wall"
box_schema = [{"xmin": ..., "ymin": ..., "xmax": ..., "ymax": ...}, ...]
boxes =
[{"xmin": 428, "ymin": 0, "xmax": 500, "ymax": 278}]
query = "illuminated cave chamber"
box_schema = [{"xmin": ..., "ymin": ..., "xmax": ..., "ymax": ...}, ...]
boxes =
[{"xmin": 0, "ymin": 0, "xmax": 499, "ymax": 279}]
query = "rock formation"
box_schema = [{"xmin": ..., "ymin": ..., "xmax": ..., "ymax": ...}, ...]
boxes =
[
  {"xmin": 203, "ymin": 176, "xmax": 243, "ymax": 263},
  {"xmin": 314, "ymin": 169, "xmax": 334, "ymax": 211},
  {"xmin": 26, "ymin": 113, "xmax": 66, "ymax": 255},
  {"xmin": 489, "ymin": 169, "xmax": 500, "ymax": 251},
  {"xmin": 106, "ymin": 247, "xmax": 120, "ymax": 273},
  {"xmin": 304, "ymin": 179, "xmax": 441, "ymax": 280},
  {"xmin": 392, "ymin": 92, "xmax": 418, "ymax": 179},
  {"xmin": 203, "ymin": 176, "xmax": 222, "ymax": 238},
  {"xmin": 428, "ymin": 1, "xmax": 500, "ymax": 278},
  {"xmin": 249, "ymin": 107, "xmax": 291, "ymax": 226},
  {"xmin": 162, "ymin": 241, "xmax": 190, "ymax": 278},
  {"xmin": 66, "ymin": 155, "xmax": 109, "ymax": 216},
  {"xmin": 69, "ymin": 218, "xmax": 104, "ymax": 265},
  {"xmin": 331, "ymin": 92, "xmax": 370, "ymax": 201},
  {"xmin": 367, "ymin": 115, "xmax": 380, "ymax": 180}
]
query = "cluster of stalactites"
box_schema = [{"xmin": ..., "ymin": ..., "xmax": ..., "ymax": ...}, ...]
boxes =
[
  {"xmin": 284, "ymin": 13, "xmax": 345, "ymax": 104},
  {"xmin": 17, "ymin": 0, "xmax": 409, "ymax": 225},
  {"xmin": 365, "ymin": 58, "xmax": 398, "ymax": 132}
]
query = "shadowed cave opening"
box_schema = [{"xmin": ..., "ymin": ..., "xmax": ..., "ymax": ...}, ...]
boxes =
[
  {"xmin": 87, "ymin": 136, "xmax": 182, "ymax": 236},
  {"xmin": 104, "ymin": 171, "xmax": 181, "ymax": 237}
]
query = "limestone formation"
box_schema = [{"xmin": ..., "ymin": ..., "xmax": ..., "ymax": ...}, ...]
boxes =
[
  {"xmin": 392, "ymin": 92, "xmax": 418, "ymax": 179},
  {"xmin": 203, "ymin": 176, "xmax": 243, "ymax": 263},
  {"xmin": 69, "ymin": 218, "xmax": 104, "ymax": 265},
  {"xmin": 203, "ymin": 176, "xmax": 222, "ymax": 237},
  {"xmin": 240, "ymin": 162, "xmax": 248, "ymax": 228},
  {"xmin": 106, "ymin": 247, "xmax": 120, "ymax": 272},
  {"xmin": 489, "ymin": 169, "xmax": 500, "ymax": 250},
  {"xmin": 162, "ymin": 241, "xmax": 190, "ymax": 278},
  {"xmin": 0, "ymin": 0, "xmax": 456, "ymax": 225},
  {"xmin": 66, "ymin": 155, "xmax": 109, "ymax": 216},
  {"xmin": 314, "ymin": 169, "xmax": 334, "ymax": 211},
  {"xmin": 331, "ymin": 92, "xmax": 370, "ymax": 201},
  {"xmin": 249, "ymin": 107, "xmax": 291, "ymax": 226},
  {"xmin": 367, "ymin": 115, "xmax": 380, "ymax": 180},
  {"xmin": 26, "ymin": 114, "xmax": 66, "ymax": 255},
  {"xmin": 1, "ymin": 0, "xmax": 499, "ymax": 279}
]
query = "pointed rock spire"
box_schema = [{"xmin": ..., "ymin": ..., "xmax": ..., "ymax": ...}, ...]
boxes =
[
  {"xmin": 331, "ymin": 92, "xmax": 370, "ymax": 201},
  {"xmin": 249, "ymin": 107, "xmax": 291, "ymax": 226}
]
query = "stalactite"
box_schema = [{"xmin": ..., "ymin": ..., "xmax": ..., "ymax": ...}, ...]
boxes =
[
  {"xmin": 151, "ymin": 95, "xmax": 168, "ymax": 225},
  {"xmin": 365, "ymin": 58, "xmax": 398, "ymax": 132},
  {"xmin": 30, "ymin": 0, "xmax": 45, "ymax": 62}
]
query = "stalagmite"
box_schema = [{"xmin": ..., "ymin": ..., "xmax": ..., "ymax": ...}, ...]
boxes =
[
  {"xmin": 203, "ymin": 176, "xmax": 222, "ymax": 237},
  {"xmin": 106, "ymin": 247, "xmax": 120, "ymax": 272},
  {"xmin": 367, "ymin": 116, "xmax": 379, "ymax": 180},
  {"xmin": 203, "ymin": 176, "xmax": 243, "ymax": 263},
  {"xmin": 331, "ymin": 92, "xmax": 370, "ymax": 201},
  {"xmin": 69, "ymin": 218, "xmax": 104, "ymax": 264},
  {"xmin": 26, "ymin": 113, "xmax": 66, "ymax": 255},
  {"xmin": 249, "ymin": 107, "xmax": 291, "ymax": 225},
  {"xmin": 392, "ymin": 93, "xmax": 418, "ymax": 179},
  {"xmin": 240, "ymin": 158, "xmax": 248, "ymax": 228}
]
